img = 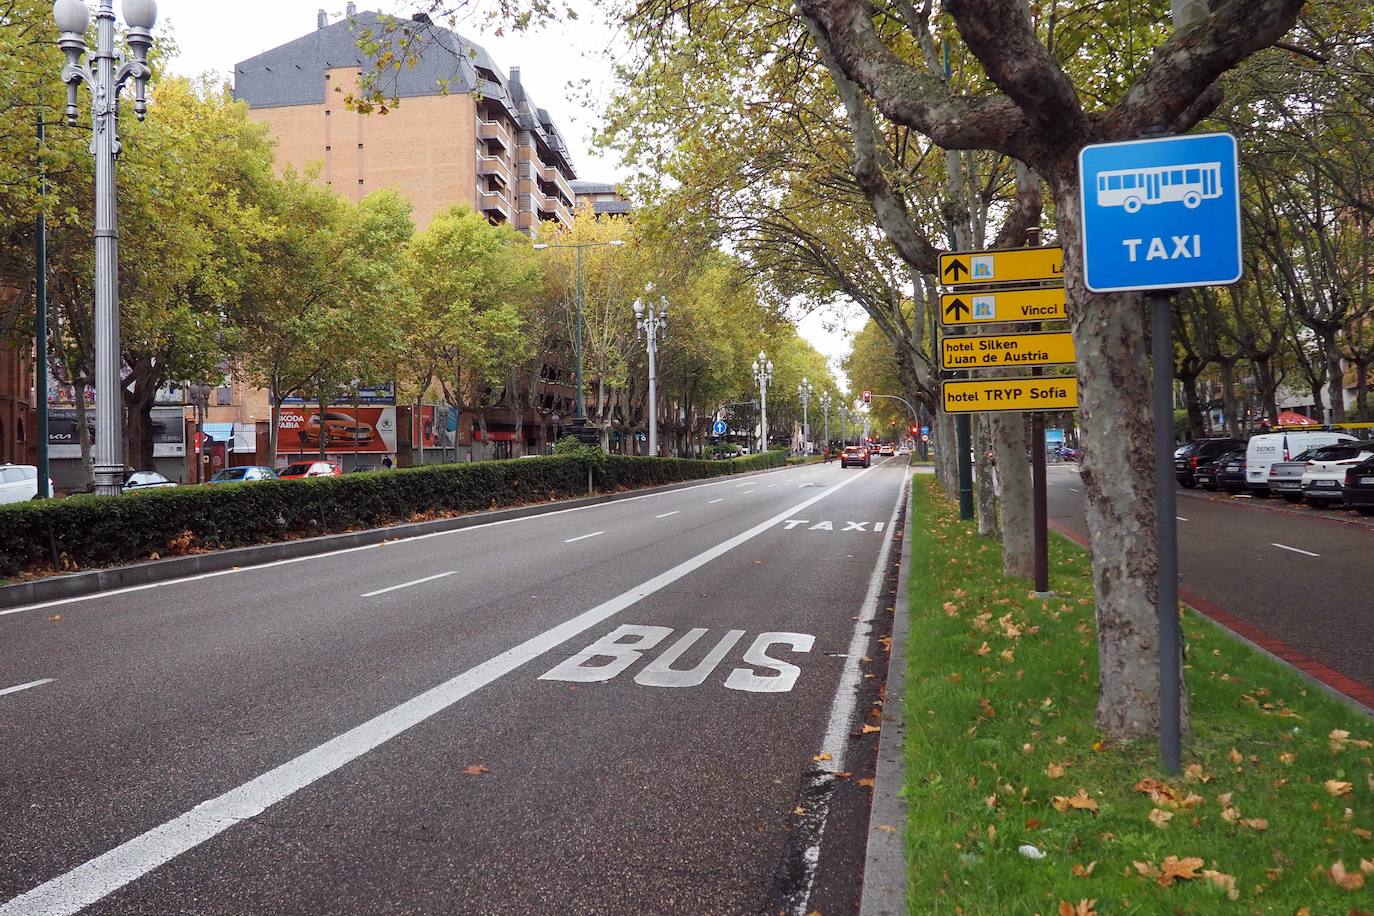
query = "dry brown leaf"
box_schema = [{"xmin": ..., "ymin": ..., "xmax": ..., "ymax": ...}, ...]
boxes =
[
  {"xmin": 999, "ymin": 649, "xmax": 1016, "ymax": 662},
  {"xmin": 1057, "ymin": 900, "xmax": 1097, "ymax": 916},
  {"xmin": 985, "ymin": 794, "xmax": 998, "ymax": 809},
  {"xmin": 1241, "ymin": 817, "xmax": 1269, "ymax": 832},
  {"xmin": 1360, "ymin": 859, "xmax": 1374, "ymax": 876},
  {"xmin": 1046, "ymin": 762, "xmax": 1067, "ymax": 779},
  {"xmin": 462, "ymin": 764, "xmax": 490, "ymax": 776},
  {"xmin": 1227, "ymin": 747, "xmax": 1242, "ymax": 764},
  {"xmin": 1200, "ymin": 869, "xmax": 1239, "ymax": 900},
  {"xmin": 813, "ymin": 753, "xmax": 832, "ymax": 762},
  {"xmin": 975, "ymin": 641, "xmax": 991, "ymax": 656},
  {"xmin": 1183, "ymin": 763, "xmax": 1212, "ymax": 783},
  {"xmin": 875, "ymin": 824, "xmax": 897, "ymax": 833},
  {"xmin": 1132, "ymin": 860, "xmax": 1159, "ymax": 878},
  {"xmin": 1325, "ymin": 779, "xmax": 1354, "ymax": 797},
  {"xmin": 1134, "ymin": 777, "xmax": 1183, "ymax": 807},
  {"xmin": 856, "ymin": 777, "xmax": 875, "ymax": 788},
  {"xmin": 1279, "ymin": 752, "xmax": 1296, "ymax": 765},
  {"xmin": 1330, "ymin": 860, "xmax": 1367, "ymax": 891},
  {"xmin": 862, "ymin": 724, "xmax": 881, "ymax": 735},
  {"xmin": 1148, "ymin": 808, "xmax": 1174, "ymax": 829},
  {"xmin": 794, "ymin": 806, "xmax": 808, "ymax": 816},
  {"xmin": 1052, "ymin": 789, "xmax": 1099, "ymax": 814},
  {"xmin": 1071, "ymin": 862, "xmax": 1097, "ymax": 877},
  {"xmin": 1157, "ymin": 855, "xmax": 1204, "ymax": 887}
]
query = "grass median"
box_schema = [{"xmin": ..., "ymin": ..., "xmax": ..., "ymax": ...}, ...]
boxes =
[{"xmin": 904, "ymin": 475, "xmax": 1374, "ymax": 913}]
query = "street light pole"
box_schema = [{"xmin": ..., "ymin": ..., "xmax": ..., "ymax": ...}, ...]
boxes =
[
  {"xmin": 751, "ymin": 352, "xmax": 773, "ymax": 454},
  {"xmin": 532, "ymin": 238, "xmax": 625, "ymax": 421},
  {"xmin": 54, "ymin": 0, "xmax": 157, "ymax": 496},
  {"xmin": 633, "ymin": 291, "xmax": 667, "ymax": 457},
  {"xmin": 797, "ymin": 377, "xmax": 812, "ymax": 454},
  {"xmin": 819, "ymin": 391, "xmax": 831, "ymax": 451}
]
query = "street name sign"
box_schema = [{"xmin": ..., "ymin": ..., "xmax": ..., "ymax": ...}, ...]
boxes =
[
  {"xmin": 712, "ymin": 419, "xmax": 728, "ymax": 436},
  {"xmin": 941, "ymin": 331, "xmax": 1076, "ymax": 370},
  {"xmin": 940, "ymin": 287, "xmax": 1067, "ymax": 326},
  {"xmin": 942, "ymin": 377, "xmax": 1079, "ymax": 414},
  {"xmin": 1078, "ymin": 132, "xmax": 1242, "ymax": 292},
  {"xmin": 940, "ymin": 247, "xmax": 1064, "ymax": 288}
]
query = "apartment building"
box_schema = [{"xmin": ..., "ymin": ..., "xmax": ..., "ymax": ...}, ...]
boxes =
[
  {"xmin": 570, "ymin": 180, "xmax": 632, "ymax": 218},
  {"xmin": 233, "ymin": 6, "xmax": 577, "ymax": 232}
]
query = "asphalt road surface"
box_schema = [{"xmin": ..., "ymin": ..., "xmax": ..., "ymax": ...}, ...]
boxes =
[
  {"xmin": 1046, "ymin": 463, "xmax": 1374, "ymax": 693},
  {"xmin": 0, "ymin": 458, "xmax": 910, "ymax": 916}
]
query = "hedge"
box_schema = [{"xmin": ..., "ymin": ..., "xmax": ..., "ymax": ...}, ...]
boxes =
[{"xmin": 0, "ymin": 451, "xmax": 785, "ymax": 578}]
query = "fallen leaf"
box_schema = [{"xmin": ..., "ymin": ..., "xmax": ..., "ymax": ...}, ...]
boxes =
[
  {"xmin": 943, "ymin": 601, "xmax": 959, "ymax": 616},
  {"xmin": 975, "ymin": 641, "xmax": 991, "ymax": 656},
  {"xmin": 875, "ymin": 824, "xmax": 897, "ymax": 833},
  {"xmin": 1241, "ymin": 817, "xmax": 1269, "ymax": 831},
  {"xmin": 1279, "ymin": 752, "xmax": 1296, "ymax": 765},
  {"xmin": 47, "ymin": 614, "xmax": 63, "ymax": 621},
  {"xmin": 834, "ymin": 771, "xmax": 852, "ymax": 779},
  {"xmin": 1326, "ymin": 779, "xmax": 1354, "ymax": 797},
  {"xmin": 1052, "ymin": 789, "xmax": 1099, "ymax": 814},
  {"xmin": 1057, "ymin": 900, "xmax": 1097, "ymax": 916},
  {"xmin": 857, "ymin": 778, "xmax": 875, "ymax": 788},
  {"xmin": 1201, "ymin": 869, "xmax": 1239, "ymax": 900},
  {"xmin": 1148, "ymin": 808, "xmax": 1174, "ymax": 829},
  {"xmin": 1228, "ymin": 748, "xmax": 1243, "ymax": 765},
  {"xmin": 813, "ymin": 753, "xmax": 832, "ymax": 762},
  {"xmin": 1071, "ymin": 862, "xmax": 1097, "ymax": 877},
  {"xmin": 862, "ymin": 724, "xmax": 881, "ymax": 735},
  {"xmin": 985, "ymin": 794, "xmax": 998, "ymax": 809},
  {"xmin": 462, "ymin": 764, "xmax": 489, "ymax": 776},
  {"xmin": 1132, "ymin": 860, "xmax": 1159, "ymax": 878},
  {"xmin": 1046, "ymin": 763, "xmax": 1067, "ymax": 779},
  {"xmin": 999, "ymin": 649, "xmax": 1015, "ymax": 662},
  {"xmin": 1330, "ymin": 860, "xmax": 1367, "ymax": 891},
  {"xmin": 794, "ymin": 806, "xmax": 808, "ymax": 816},
  {"xmin": 1157, "ymin": 855, "xmax": 1204, "ymax": 887},
  {"xmin": 1184, "ymin": 763, "xmax": 1212, "ymax": 783}
]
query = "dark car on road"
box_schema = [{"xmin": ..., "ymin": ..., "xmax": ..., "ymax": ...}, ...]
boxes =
[
  {"xmin": 1175, "ymin": 438, "xmax": 1243, "ymax": 488},
  {"xmin": 1342, "ymin": 456, "xmax": 1374, "ymax": 516},
  {"xmin": 1215, "ymin": 450, "xmax": 1249, "ymax": 494},
  {"xmin": 1192, "ymin": 449, "xmax": 1237, "ymax": 490},
  {"xmin": 840, "ymin": 445, "xmax": 871, "ymax": 469}
]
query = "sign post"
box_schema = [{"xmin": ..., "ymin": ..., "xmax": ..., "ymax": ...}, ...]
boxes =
[{"xmin": 1079, "ymin": 131, "xmax": 1243, "ymax": 775}]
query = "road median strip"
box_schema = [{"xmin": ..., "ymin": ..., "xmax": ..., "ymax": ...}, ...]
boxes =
[{"xmin": 899, "ymin": 475, "xmax": 1374, "ymax": 913}]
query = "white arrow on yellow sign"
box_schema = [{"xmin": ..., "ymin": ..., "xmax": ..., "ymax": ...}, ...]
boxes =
[
  {"xmin": 942, "ymin": 377, "xmax": 1079, "ymax": 414},
  {"xmin": 940, "ymin": 247, "xmax": 1065, "ymax": 287},
  {"xmin": 941, "ymin": 331, "xmax": 1076, "ymax": 370}
]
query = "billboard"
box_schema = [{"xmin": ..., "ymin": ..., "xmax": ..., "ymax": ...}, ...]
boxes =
[
  {"xmin": 276, "ymin": 383, "xmax": 396, "ymax": 406},
  {"xmin": 48, "ymin": 406, "xmax": 186, "ymax": 459},
  {"xmin": 276, "ymin": 406, "xmax": 397, "ymax": 455}
]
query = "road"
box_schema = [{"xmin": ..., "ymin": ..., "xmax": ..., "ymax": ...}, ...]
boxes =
[
  {"xmin": 0, "ymin": 458, "xmax": 910, "ymax": 915},
  {"xmin": 1046, "ymin": 463, "xmax": 1374, "ymax": 694}
]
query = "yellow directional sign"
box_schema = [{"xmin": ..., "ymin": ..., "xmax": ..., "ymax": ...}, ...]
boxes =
[
  {"xmin": 941, "ymin": 331, "xmax": 1076, "ymax": 370},
  {"xmin": 940, "ymin": 247, "xmax": 1065, "ymax": 288},
  {"xmin": 940, "ymin": 287, "xmax": 1067, "ymax": 326},
  {"xmin": 942, "ymin": 377, "xmax": 1079, "ymax": 414}
]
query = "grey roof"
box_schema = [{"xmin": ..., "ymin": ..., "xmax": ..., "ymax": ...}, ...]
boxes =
[
  {"xmin": 570, "ymin": 180, "xmax": 617, "ymax": 195},
  {"xmin": 593, "ymin": 200, "xmax": 633, "ymax": 216},
  {"xmin": 232, "ymin": 9, "xmax": 575, "ymax": 177}
]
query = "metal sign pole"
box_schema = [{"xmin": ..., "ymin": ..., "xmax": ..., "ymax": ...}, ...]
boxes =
[
  {"xmin": 1151, "ymin": 290, "xmax": 1182, "ymax": 774},
  {"xmin": 1031, "ymin": 413, "xmax": 1050, "ymax": 593}
]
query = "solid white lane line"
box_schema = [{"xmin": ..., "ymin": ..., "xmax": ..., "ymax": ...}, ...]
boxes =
[
  {"xmin": 709, "ymin": 498, "xmax": 725, "ymax": 504},
  {"xmin": 0, "ymin": 466, "xmax": 813, "ymax": 619},
  {"xmin": 1271, "ymin": 542, "xmax": 1319, "ymax": 558},
  {"xmin": 655, "ymin": 511, "xmax": 680, "ymax": 519},
  {"xmin": 0, "ymin": 678, "xmax": 54, "ymax": 699},
  {"xmin": 360, "ymin": 572, "xmax": 456, "ymax": 599},
  {"xmin": 742, "ymin": 490, "xmax": 755, "ymax": 495},
  {"xmin": 0, "ymin": 466, "xmax": 877, "ymax": 916},
  {"xmin": 564, "ymin": 531, "xmax": 605, "ymax": 543},
  {"xmin": 1176, "ymin": 516, "xmax": 1189, "ymax": 523},
  {"xmin": 1068, "ymin": 487, "xmax": 1080, "ymax": 493},
  {"xmin": 790, "ymin": 470, "xmax": 910, "ymax": 915}
]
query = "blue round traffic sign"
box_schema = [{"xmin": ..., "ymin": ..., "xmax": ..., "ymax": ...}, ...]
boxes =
[{"xmin": 712, "ymin": 420, "xmax": 728, "ymax": 436}]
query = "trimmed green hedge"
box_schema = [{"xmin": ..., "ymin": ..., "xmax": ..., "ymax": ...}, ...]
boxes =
[{"xmin": 0, "ymin": 452, "xmax": 785, "ymax": 577}]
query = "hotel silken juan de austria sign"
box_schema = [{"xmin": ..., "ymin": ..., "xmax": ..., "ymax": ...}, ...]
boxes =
[{"xmin": 938, "ymin": 247, "xmax": 1079, "ymax": 413}]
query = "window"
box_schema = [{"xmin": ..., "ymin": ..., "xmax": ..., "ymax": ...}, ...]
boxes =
[
  {"xmin": 325, "ymin": 145, "xmax": 331, "ymax": 151},
  {"xmin": 1186, "ymin": 168, "xmax": 1200, "ymax": 182},
  {"xmin": 1122, "ymin": 174, "xmax": 1136, "ymax": 189},
  {"xmin": 1, "ymin": 468, "xmax": 23, "ymax": 483},
  {"xmin": 1107, "ymin": 175, "xmax": 1122, "ymax": 190},
  {"xmin": 16, "ymin": 417, "xmax": 23, "ymax": 443},
  {"xmin": 214, "ymin": 386, "xmax": 232, "ymax": 406},
  {"xmin": 1171, "ymin": 170, "xmax": 1184, "ymax": 184}
]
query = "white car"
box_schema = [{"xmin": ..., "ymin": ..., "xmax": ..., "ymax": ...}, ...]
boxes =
[
  {"xmin": 1299, "ymin": 442, "xmax": 1374, "ymax": 506},
  {"xmin": 0, "ymin": 465, "xmax": 53, "ymax": 504},
  {"xmin": 1245, "ymin": 431, "xmax": 1356, "ymax": 494}
]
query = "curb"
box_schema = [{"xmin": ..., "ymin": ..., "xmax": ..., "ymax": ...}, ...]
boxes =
[
  {"xmin": 859, "ymin": 471, "xmax": 913, "ymax": 915},
  {"xmin": 1046, "ymin": 518, "xmax": 1374, "ymax": 718},
  {"xmin": 0, "ymin": 463, "xmax": 794, "ymax": 611}
]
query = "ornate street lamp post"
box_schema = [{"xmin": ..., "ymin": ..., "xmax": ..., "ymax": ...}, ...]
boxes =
[
  {"xmin": 53, "ymin": 0, "xmax": 158, "ymax": 495},
  {"xmin": 797, "ymin": 376, "xmax": 812, "ymax": 454},
  {"xmin": 819, "ymin": 390, "xmax": 831, "ymax": 451},
  {"xmin": 751, "ymin": 351, "xmax": 773, "ymax": 454},
  {"xmin": 633, "ymin": 290, "xmax": 667, "ymax": 457}
]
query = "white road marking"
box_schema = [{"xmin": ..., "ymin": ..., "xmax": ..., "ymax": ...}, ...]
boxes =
[
  {"xmin": 0, "ymin": 678, "xmax": 54, "ymax": 699},
  {"xmin": 655, "ymin": 511, "xmax": 680, "ymax": 519},
  {"xmin": 0, "ymin": 466, "xmax": 879, "ymax": 916},
  {"xmin": 359, "ymin": 571, "xmax": 455, "ymax": 598},
  {"xmin": 789, "ymin": 471, "xmax": 910, "ymax": 915},
  {"xmin": 709, "ymin": 499, "xmax": 725, "ymax": 504},
  {"xmin": 1271, "ymin": 542, "xmax": 1319, "ymax": 558},
  {"xmin": 0, "ymin": 467, "xmax": 807, "ymax": 620},
  {"xmin": 1176, "ymin": 516, "xmax": 1189, "ymax": 523},
  {"xmin": 742, "ymin": 489, "xmax": 755, "ymax": 495},
  {"xmin": 564, "ymin": 531, "xmax": 605, "ymax": 543},
  {"xmin": 1068, "ymin": 487, "xmax": 1080, "ymax": 493}
]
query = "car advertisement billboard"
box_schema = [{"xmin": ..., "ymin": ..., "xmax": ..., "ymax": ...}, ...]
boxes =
[
  {"xmin": 276, "ymin": 407, "xmax": 397, "ymax": 455},
  {"xmin": 47, "ymin": 406, "xmax": 186, "ymax": 459}
]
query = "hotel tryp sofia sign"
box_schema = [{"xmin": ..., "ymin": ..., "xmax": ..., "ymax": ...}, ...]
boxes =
[{"xmin": 1078, "ymin": 132, "xmax": 1242, "ymax": 293}]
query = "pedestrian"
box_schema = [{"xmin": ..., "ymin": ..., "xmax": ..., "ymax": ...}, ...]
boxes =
[{"xmin": 382, "ymin": 455, "xmax": 393, "ymax": 470}]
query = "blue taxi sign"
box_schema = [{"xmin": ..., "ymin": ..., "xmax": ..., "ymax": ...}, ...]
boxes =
[{"xmin": 1078, "ymin": 133, "xmax": 1242, "ymax": 293}]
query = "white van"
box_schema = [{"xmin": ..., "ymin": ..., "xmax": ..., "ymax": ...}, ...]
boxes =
[{"xmin": 1246, "ymin": 431, "xmax": 1357, "ymax": 493}]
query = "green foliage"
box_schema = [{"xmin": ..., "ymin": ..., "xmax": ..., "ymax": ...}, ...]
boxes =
[
  {"xmin": 906, "ymin": 476, "xmax": 1374, "ymax": 912},
  {"xmin": 0, "ymin": 452, "xmax": 785, "ymax": 577}
]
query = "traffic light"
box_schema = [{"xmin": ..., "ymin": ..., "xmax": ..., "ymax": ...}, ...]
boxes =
[
  {"xmin": 910, "ymin": 424, "xmax": 918, "ymax": 436},
  {"xmin": 862, "ymin": 389, "xmax": 872, "ymax": 405}
]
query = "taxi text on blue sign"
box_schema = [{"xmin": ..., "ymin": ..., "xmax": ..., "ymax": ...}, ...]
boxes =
[{"xmin": 1078, "ymin": 132, "xmax": 1242, "ymax": 293}]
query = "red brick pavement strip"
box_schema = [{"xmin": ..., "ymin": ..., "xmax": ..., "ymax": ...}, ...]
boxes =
[{"xmin": 1047, "ymin": 518, "xmax": 1374, "ymax": 714}]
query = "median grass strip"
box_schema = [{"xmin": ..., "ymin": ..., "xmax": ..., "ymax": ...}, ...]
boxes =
[{"xmin": 905, "ymin": 476, "xmax": 1374, "ymax": 913}]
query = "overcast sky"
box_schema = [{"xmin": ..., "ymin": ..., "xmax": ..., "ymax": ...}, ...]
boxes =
[{"xmin": 157, "ymin": 0, "xmax": 861, "ymax": 383}]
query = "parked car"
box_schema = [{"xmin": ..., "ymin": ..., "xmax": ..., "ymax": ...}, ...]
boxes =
[
  {"xmin": 1341, "ymin": 456, "xmax": 1374, "ymax": 516},
  {"xmin": 1192, "ymin": 449, "xmax": 1240, "ymax": 491},
  {"xmin": 0, "ymin": 464, "xmax": 53, "ymax": 504},
  {"xmin": 208, "ymin": 466, "xmax": 279, "ymax": 485},
  {"xmin": 878, "ymin": 444, "xmax": 895, "ymax": 456},
  {"xmin": 123, "ymin": 470, "xmax": 177, "ymax": 491},
  {"xmin": 1174, "ymin": 438, "xmax": 1242, "ymax": 487},
  {"xmin": 1300, "ymin": 442, "xmax": 1374, "ymax": 507},
  {"xmin": 278, "ymin": 460, "xmax": 342, "ymax": 479},
  {"xmin": 1267, "ymin": 444, "xmax": 1356, "ymax": 502},
  {"xmin": 1216, "ymin": 450, "xmax": 1250, "ymax": 494},
  {"xmin": 840, "ymin": 445, "xmax": 871, "ymax": 468},
  {"xmin": 1245, "ymin": 431, "xmax": 1356, "ymax": 494}
]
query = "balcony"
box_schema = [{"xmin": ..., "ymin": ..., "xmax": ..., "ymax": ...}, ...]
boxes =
[
  {"xmin": 477, "ymin": 153, "xmax": 513, "ymax": 187},
  {"xmin": 479, "ymin": 190, "xmax": 512, "ymax": 220},
  {"xmin": 476, "ymin": 118, "xmax": 514, "ymax": 152}
]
